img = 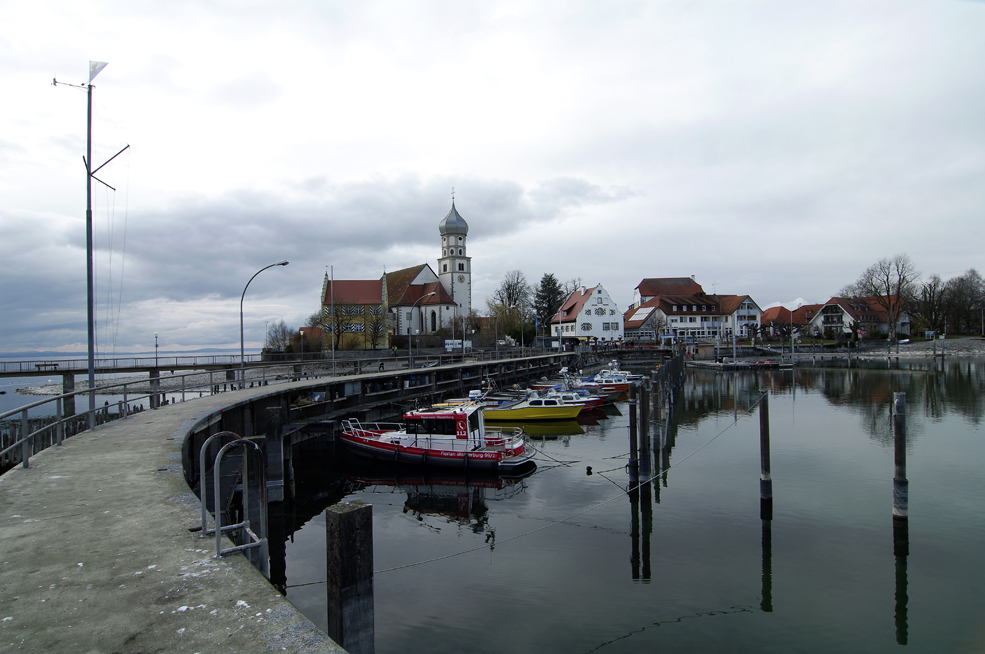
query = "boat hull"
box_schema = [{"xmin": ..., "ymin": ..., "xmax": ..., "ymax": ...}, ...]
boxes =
[{"xmin": 339, "ymin": 432, "xmax": 536, "ymax": 473}]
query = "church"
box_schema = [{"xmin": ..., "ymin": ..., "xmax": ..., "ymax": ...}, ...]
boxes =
[{"xmin": 319, "ymin": 199, "xmax": 473, "ymax": 349}]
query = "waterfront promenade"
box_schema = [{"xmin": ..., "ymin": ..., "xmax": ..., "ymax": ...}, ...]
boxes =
[{"xmin": 0, "ymin": 381, "xmax": 344, "ymax": 653}]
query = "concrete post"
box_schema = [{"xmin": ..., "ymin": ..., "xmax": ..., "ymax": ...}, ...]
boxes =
[
  {"xmin": 326, "ymin": 501, "xmax": 374, "ymax": 654},
  {"xmin": 149, "ymin": 370, "xmax": 160, "ymax": 409},
  {"xmin": 62, "ymin": 373, "xmax": 76, "ymax": 417}
]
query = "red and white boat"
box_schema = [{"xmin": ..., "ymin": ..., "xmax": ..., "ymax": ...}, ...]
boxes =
[{"xmin": 339, "ymin": 402, "xmax": 536, "ymax": 472}]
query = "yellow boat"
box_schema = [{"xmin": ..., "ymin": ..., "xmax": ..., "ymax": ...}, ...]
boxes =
[{"xmin": 483, "ymin": 396, "xmax": 583, "ymax": 421}]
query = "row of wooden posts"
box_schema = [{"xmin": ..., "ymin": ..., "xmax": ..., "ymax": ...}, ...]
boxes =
[{"xmin": 623, "ymin": 364, "xmax": 910, "ymax": 643}]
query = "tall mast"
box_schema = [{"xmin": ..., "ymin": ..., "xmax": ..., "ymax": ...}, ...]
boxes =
[
  {"xmin": 85, "ymin": 80, "xmax": 96, "ymax": 428},
  {"xmin": 55, "ymin": 61, "xmax": 126, "ymax": 429}
]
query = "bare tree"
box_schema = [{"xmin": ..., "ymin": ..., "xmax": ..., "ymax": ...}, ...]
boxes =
[
  {"xmin": 491, "ymin": 270, "xmax": 531, "ymax": 309},
  {"xmin": 366, "ymin": 305, "xmax": 387, "ymax": 349},
  {"xmin": 265, "ymin": 319, "xmax": 294, "ymax": 352},
  {"xmin": 848, "ymin": 254, "xmax": 919, "ymax": 344},
  {"xmin": 909, "ymin": 274, "xmax": 948, "ymax": 334},
  {"xmin": 323, "ymin": 298, "xmax": 361, "ymax": 349},
  {"xmin": 943, "ymin": 269, "xmax": 985, "ymax": 334}
]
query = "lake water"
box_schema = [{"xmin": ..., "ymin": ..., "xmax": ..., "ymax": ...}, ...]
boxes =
[{"xmin": 280, "ymin": 360, "xmax": 985, "ymax": 654}]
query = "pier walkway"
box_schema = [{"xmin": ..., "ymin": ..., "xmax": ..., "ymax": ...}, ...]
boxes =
[{"xmin": 0, "ymin": 381, "xmax": 343, "ymax": 653}]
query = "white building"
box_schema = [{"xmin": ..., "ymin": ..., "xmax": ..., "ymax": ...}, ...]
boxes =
[{"xmin": 550, "ymin": 284, "xmax": 624, "ymax": 345}]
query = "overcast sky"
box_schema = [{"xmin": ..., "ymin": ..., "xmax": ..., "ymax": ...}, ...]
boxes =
[{"xmin": 2, "ymin": 0, "xmax": 983, "ymax": 354}]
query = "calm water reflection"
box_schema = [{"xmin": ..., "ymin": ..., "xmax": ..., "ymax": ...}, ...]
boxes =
[{"xmin": 283, "ymin": 359, "xmax": 985, "ymax": 653}]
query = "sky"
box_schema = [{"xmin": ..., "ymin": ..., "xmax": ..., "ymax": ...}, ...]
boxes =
[{"xmin": 2, "ymin": 0, "xmax": 984, "ymax": 354}]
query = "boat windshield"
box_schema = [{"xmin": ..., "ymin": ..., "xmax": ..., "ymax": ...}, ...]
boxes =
[{"xmin": 406, "ymin": 416, "xmax": 458, "ymax": 436}]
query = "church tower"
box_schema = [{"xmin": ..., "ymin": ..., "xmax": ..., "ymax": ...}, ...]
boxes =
[{"xmin": 437, "ymin": 196, "xmax": 472, "ymax": 324}]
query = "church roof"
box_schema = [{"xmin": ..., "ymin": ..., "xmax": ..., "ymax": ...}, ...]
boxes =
[
  {"xmin": 322, "ymin": 279, "xmax": 383, "ymax": 306},
  {"xmin": 438, "ymin": 200, "xmax": 469, "ymax": 235}
]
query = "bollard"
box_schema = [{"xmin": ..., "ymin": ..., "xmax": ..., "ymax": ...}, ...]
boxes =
[{"xmin": 326, "ymin": 501, "xmax": 374, "ymax": 653}]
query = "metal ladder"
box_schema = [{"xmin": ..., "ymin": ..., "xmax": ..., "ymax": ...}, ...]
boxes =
[{"xmin": 199, "ymin": 431, "xmax": 269, "ymax": 576}]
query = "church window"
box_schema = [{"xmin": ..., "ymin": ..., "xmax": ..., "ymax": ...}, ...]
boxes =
[
  {"xmin": 458, "ymin": 236, "xmax": 462, "ymax": 243},
  {"xmin": 443, "ymin": 264, "xmax": 448, "ymax": 272},
  {"xmin": 458, "ymin": 263, "xmax": 465, "ymax": 271},
  {"xmin": 458, "ymin": 248, "xmax": 463, "ymax": 255},
  {"xmin": 442, "ymin": 249, "xmax": 446, "ymax": 257}
]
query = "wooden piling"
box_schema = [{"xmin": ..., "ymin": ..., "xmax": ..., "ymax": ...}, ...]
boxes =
[
  {"xmin": 326, "ymin": 500, "xmax": 374, "ymax": 654},
  {"xmin": 759, "ymin": 392, "xmax": 772, "ymax": 520},
  {"xmin": 893, "ymin": 393, "xmax": 907, "ymax": 518},
  {"xmin": 639, "ymin": 380, "xmax": 651, "ymax": 478},
  {"xmin": 892, "ymin": 391, "xmax": 909, "ymax": 644},
  {"xmin": 629, "ymin": 383, "xmax": 640, "ymax": 487}
]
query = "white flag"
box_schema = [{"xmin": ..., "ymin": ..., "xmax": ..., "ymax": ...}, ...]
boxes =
[{"xmin": 88, "ymin": 61, "xmax": 108, "ymax": 83}]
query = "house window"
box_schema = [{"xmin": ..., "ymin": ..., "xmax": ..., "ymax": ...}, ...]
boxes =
[
  {"xmin": 595, "ymin": 308, "xmax": 605, "ymax": 315},
  {"xmin": 581, "ymin": 323, "xmax": 593, "ymax": 331},
  {"xmin": 683, "ymin": 306, "xmax": 687, "ymax": 311},
  {"xmin": 406, "ymin": 312, "xmax": 412, "ymax": 320},
  {"xmin": 673, "ymin": 305, "xmax": 678, "ymax": 311}
]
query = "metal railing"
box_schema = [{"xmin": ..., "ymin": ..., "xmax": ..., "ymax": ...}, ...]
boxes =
[
  {"xmin": 1, "ymin": 349, "xmax": 569, "ymax": 472},
  {"xmin": 198, "ymin": 432, "xmax": 268, "ymax": 574}
]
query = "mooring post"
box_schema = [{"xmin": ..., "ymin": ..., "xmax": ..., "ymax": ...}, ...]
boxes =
[
  {"xmin": 628, "ymin": 383, "xmax": 639, "ymax": 489},
  {"xmin": 893, "ymin": 393, "xmax": 907, "ymax": 518},
  {"xmin": 326, "ymin": 500, "xmax": 374, "ymax": 654},
  {"xmin": 759, "ymin": 392, "xmax": 772, "ymax": 519},
  {"xmin": 639, "ymin": 379, "xmax": 651, "ymax": 478},
  {"xmin": 265, "ymin": 407, "xmax": 286, "ymax": 502},
  {"xmin": 892, "ymin": 391, "xmax": 909, "ymax": 644}
]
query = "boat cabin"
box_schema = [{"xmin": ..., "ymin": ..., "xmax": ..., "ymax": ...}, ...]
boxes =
[{"xmin": 403, "ymin": 406, "xmax": 481, "ymax": 440}]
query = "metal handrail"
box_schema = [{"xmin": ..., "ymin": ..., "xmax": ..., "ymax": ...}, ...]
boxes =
[
  {"xmin": 198, "ymin": 431, "xmax": 268, "ymax": 576},
  {"xmin": 2, "ymin": 350, "xmax": 569, "ymax": 470}
]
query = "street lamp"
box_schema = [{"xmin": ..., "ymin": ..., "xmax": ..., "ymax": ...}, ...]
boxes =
[
  {"xmin": 154, "ymin": 332, "xmax": 158, "ymax": 368},
  {"xmin": 410, "ymin": 291, "xmax": 436, "ymax": 369},
  {"xmin": 495, "ymin": 304, "xmax": 516, "ymax": 358},
  {"xmin": 240, "ymin": 260, "xmax": 289, "ymax": 388}
]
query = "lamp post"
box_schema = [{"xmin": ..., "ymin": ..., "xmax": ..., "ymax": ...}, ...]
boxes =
[
  {"xmin": 154, "ymin": 332, "xmax": 158, "ymax": 368},
  {"xmin": 410, "ymin": 291, "xmax": 436, "ymax": 369},
  {"xmin": 299, "ymin": 328, "xmax": 304, "ymax": 362},
  {"xmin": 495, "ymin": 304, "xmax": 516, "ymax": 358},
  {"xmin": 240, "ymin": 260, "xmax": 289, "ymax": 388}
]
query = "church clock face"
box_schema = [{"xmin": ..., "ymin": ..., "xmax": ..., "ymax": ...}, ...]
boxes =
[{"xmin": 458, "ymin": 274, "xmax": 465, "ymax": 282}]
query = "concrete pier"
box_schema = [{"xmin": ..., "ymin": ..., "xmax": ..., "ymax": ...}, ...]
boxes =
[{"xmin": 0, "ymin": 385, "xmax": 343, "ymax": 653}]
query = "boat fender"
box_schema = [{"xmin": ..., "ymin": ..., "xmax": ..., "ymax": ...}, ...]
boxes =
[{"xmin": 586, "ymin": 466, "xmax": 593, "ymax": 475}]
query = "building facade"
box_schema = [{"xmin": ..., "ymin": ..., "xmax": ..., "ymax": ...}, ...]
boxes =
[{"xmin": 551, "ymin": 284, "xmax": 624, "ymax": 345}]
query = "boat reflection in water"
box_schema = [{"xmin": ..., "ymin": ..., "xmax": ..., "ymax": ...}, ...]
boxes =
[
  {"xmin": 345, "ymin": 463, "xmax": 535, "ymax": 538},
  {"xmin": 481, "ymin": 418, "xmax": 584, "ymax": 439}
]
